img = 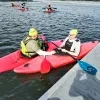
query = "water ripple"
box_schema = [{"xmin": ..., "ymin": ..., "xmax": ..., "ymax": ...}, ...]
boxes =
[{"xmin": 0, "ymin": 1, "xmax": 100, "ymax": 100}]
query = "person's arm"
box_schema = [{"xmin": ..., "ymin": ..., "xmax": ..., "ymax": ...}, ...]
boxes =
[
  {"xmin": 36, "ymin": 50, "xmax": 54, "ymax": 56},
  {"xmin": 61, "ymin": 41, "xmax": 81, "ymax": 56},
  {"xmin": 28, "ymin": 40, "xmax": 54, "ymax": 56}
]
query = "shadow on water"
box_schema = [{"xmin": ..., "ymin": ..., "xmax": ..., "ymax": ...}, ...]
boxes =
[
  {"xmin": 69, "ymin": 70, "xmax": 100, "ymax": 100},
  {"xmin": 47, "ymin": 97, "xmax": 60, "ymax": 100}
]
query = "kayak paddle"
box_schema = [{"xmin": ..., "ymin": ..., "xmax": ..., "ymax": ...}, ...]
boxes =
[
  {"xmin": 41, "ymin": 55, "xmax": 51, "ymax": 74},
  {"xmin": 24, "ymin": 53, "xmax": 51, "ymax": 74},
  {"xmin": 52, "ymin": 8, "xmax": 57, "ymax": 9},
  {"xmin": 40, "ymin": 35, "xmax": 51, "ymax": 74},
  {"xmin": 51, "ymin": 42, "xmax": 97, "ymax": 75}
]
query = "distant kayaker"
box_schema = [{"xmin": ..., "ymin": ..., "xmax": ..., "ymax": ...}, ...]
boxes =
[
  {"xmin": 46, "ymin": 4, "xmax": 53, "ymax": 11},
  {"xmin": 52, "ymin": 29, "xmax": 81, "ymax": 56},
  {"xmin": 21, "ymin": 3, "xmax": 25, "ymax": 8},
  {"xmin": 20, "ymin": 28, "xmax": 54, "ymax": 58}
]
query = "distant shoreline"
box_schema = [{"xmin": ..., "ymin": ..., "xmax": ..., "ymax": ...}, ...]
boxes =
[{"xmin": 0, "ymin": 0, "xmax": 100, "ymax": 1}]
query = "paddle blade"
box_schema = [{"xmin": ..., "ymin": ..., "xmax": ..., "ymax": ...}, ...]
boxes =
[
  {"xmin": 78, "ymin": 60, "xmax": 97, "ymax": 75},
  {"xmin": 42, "ymin": 8, "xmax": 46, "ymax": 9},
  {"xmin": 53, "ymin": 8, "xmax": 57, "ymax": 9},
  {"xmin": 41, "ymin": 58, "xmax": 51, "ymax": 74}
]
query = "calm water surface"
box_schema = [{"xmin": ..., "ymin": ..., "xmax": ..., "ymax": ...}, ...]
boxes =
[{"xmin": 0, "ymin": 1, "xmax": 100, "ymax": 100}]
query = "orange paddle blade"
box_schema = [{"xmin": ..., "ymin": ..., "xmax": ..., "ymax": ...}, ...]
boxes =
[{"xmin": 41, "ymin": 58, "xmax": 51, "ymax": 74}]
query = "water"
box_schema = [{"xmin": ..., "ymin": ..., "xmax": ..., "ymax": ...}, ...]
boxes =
[{"xmin": 0, "ymin": 1, "xmax": 100, "ymax": 100}]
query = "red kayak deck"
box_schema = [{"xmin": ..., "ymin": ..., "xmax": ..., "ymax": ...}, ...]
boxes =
[
  {"xmin": 13, "ymin": 41, "xmax": 99, "ymax": 74},
  {"xmin": 18, "ymin": 8, "xmax": 28, "ymax": 11},
  {"xmin": 0, "ymin": 40, "xmax": 61, "ymax": 73},
  {"xmin": 12, "ymin": 5, "xmax": 19, "ymax": 7},
  {"xmin": 0, "ymin": 50, "xmax": 32, "ymax": 73},
  {"xmin": 43, "ymin": 10, "xmax": 55, "ymax": 13}
]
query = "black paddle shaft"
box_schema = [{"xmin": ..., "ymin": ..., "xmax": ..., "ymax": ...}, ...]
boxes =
[{"xmin": 51, "ymin": 42, "xmax": 78, "ymax": 61}]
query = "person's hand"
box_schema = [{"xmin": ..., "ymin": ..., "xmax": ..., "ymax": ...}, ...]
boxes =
[
  {"xmin": 58, "ymin": 48, "xmax": 61, "ymax": 50},
  {"xmin": 51, "ymin": 51, "xmax": 56, "ymax": 55},
  {"xmin": 61, "ymin": 49, "xmax": 68, "ymax": 53}
]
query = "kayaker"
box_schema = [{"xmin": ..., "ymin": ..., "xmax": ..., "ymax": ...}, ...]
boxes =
[
  {"xmin": 21, "ymin": 3, "xmax": 25, "ymax": 8},
  {"xmin": 46, "ymin": 4, "xmax": 53, "ymax": 11},
  {"xmin": 20, "ymin": 28, "xmax": 54, "ymax": 58},
  {"xmin": 11, "ymin": 3, "xmax": 15, "ymax": 7},
  {"xmin": 52, "ymin": 29, "xmax": 81, "ymax": 56}
]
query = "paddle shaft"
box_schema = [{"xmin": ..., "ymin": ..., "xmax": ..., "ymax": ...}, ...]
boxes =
[{"xmin": 51, "ymin": 42, "xmax": 78, "ymax": 61}]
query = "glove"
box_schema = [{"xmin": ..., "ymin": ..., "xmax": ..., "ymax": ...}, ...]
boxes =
[{"xmin": 61, "ymin": 49, "xmax": 67, "ymax": 53}]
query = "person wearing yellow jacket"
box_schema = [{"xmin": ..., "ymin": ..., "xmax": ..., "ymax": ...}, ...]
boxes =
[{"xmin": 20, "ymin": 28, "xmax": 54, "ymax": 58}]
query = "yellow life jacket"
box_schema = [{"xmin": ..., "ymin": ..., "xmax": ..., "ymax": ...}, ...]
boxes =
[
  {"xmin": 20, "ymin": 36, "xmax": 43, "ymax": 57},
  {"xmin": 20, "ymin": 40, "xmax": 31, "ymax": 57}
]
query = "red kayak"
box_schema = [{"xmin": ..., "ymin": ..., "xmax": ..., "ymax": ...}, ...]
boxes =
[
  {"xmin": 0, "ymin": 50, "xmax": 32, "ymax": 73},
  {"xmin": 18, "ymin": 8, "xmax": 25, "ymax": 11},
  {"xmin": 43, "ymin": 10, "xmax": 55, "ymax": 13},
  {"xmin": 18, "ymin": 8, "xmax": 28, "ymax": 11},
  {"xmin": 0, "ymin": 39, "xmax": 60, "ymax": 73},
  {"xmin": 12, "ymin": 4, "xmax": 19, "ymax": 8},
  {"xmin": 13, "ymin": 40, "xmax": 99, "ymax": 74}
]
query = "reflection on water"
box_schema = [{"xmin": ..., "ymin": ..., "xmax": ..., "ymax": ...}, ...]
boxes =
[{"xmin": 0, "ymin": 1, "xmax": 100, "ymax": 100}]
